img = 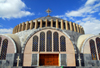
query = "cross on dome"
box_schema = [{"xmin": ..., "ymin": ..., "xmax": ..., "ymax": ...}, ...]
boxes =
[{"xmin": 46, "ymin": 8, "xmax": 52, "ymax": 16}]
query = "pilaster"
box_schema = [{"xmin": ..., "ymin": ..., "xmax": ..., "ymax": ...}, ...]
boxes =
[
  {"xmin": 61, "ymin": 20, "xmax": 64, "ymax": 29},
  {"xmin": 40, "ymin": 19, "xmax": 42, "ymax": 28},
  {"xmin": 56, "ymin": 19, "xmax": 58, "ymax": 28},
  {"xmin": 65, "ymin": 21, "xmax": 68, "ymax": 30},
  {"xmin": 30, "ymin": 20, "xmax": 33, "ymax": 29},
  {"xmin": 73, "ymin": 23, "xmax": 76, "ymax": 32},
  {"xmin": 51, "ymin": 19, "xmax": 53, "ymax": 27},
  {"xmin": 69, "ymin": 22, "xmax": 72, "ymax": 31}
]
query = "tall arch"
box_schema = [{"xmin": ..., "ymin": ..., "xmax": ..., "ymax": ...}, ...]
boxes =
[
  {"xmin": 60, "ymin": 36, "xmax": 66, "ymax": 51},
  {"xmin": 47, "ymin": 31, "xmax": 52, "ymax": 51},
  {"xmin": 96, "ymin": 37, "xmax": 100, "ymax": 60},
  {"xmin": 89, "ymin": 39, "xmax": 97, "ymax": 60},
  {"xmin": 32, "ymin": 36, "xmax": 38, "ymax": 51},
  {"xmin": 23, "ymin": 28, "xmax": 75, "ymax": 66},
  {"xmin": 53, "ymin": 32, "xmax": 59, "ymax": 51},
  {"xmin": 1, "ymin": 39, "xmax": 8, "ymax": 59},
  {"xmin": 40, "ymin": 32, "xmax": 45, "ymax": 51}
]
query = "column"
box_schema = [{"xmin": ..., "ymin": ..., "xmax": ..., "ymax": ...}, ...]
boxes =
[
  {"xmin": 73, "ymin": 23, "xmax": 76, "ymax": 32},
  {"xmin": 22, "ymin": 22, "xmax": 25, "ymax": 31},
  {"xmin": 76, "ymin": 24, "xmax": 79, "ymax": 33},
  {"xmin": 79, "ymin": 25, "xmax": 81, "ymax": 33},
  {"xmin": 45, "ymin": 19, "xmax": 47, "ymax": 27},
  {"xmin": 30, "ymin": 20, "xmax": 33, "ymax": 29},
  {"xmin": 18, "ymin": 24, "xmax": 22, "ymax": 32},
  {"xmin": 51, "ymin": 19, "xmax": 53, "ymax": 27},
  {"xmin": 69, "ymin": 22, "xmax": 72, "ymax": 31},
  {"xmin": 40, "ymin": 19, "xmax": 42, "ymax": 28},
  {"xmin": 65, "ymin": 21, "xmax": 68, "ymax": 30},
  {"xmin": 26, "ymin": 21, "xmax": 29, "ymax": 30},
  {"xmin": 35, "ymin": 20, "xmax": 38, "ymax": 29},
  {"xmin": 17, "ymin": 25, "xmax": 19, "ymax": 32},
  {"xmin": 56, "ymin": 19, "xmax": 58, "ymax": 28},
  {"xmin": 61, "ymin": 20, "xmax": 64, "ymax": 29}
]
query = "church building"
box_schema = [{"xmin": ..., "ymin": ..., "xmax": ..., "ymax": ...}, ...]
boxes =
[{"xmin": 0, "ymin": 9, "xmax": 100, "ymax": 68}]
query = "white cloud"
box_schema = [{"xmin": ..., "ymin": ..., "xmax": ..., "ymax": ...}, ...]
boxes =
[
  {"xmin": 77, "ymin": 16, "xmax": 100, "ymax": 35},
  {"xmin": 99, "ymin": 13, "xmax": 100, "ymax": 15},
  {"xmin": 65, "ymin": 0, "xmax": 100, "ymax": 17},
  {"xmin": 0, "ymin": 28, "xmax": 13, "ymax": 34},
  {"xmin": 0, "ymin": 0, "xmax": 34, "ymax": 19},
  {"xmin": 85, "ymin": 0, "xmax": 97, "ymax": 6},
  {"xmin": 54, "ymin": 0, "xmax": 100, "ymax": 34}
]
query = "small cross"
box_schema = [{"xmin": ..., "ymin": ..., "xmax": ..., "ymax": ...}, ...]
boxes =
[
  {"xmin": 16, "ymin": 56, "xmax": 20, "ymax": 67},
  {"xmin": 78, "ymin": 55, "xmax": 82, "ymax": 66},
  {"xmin": 46, "ymin": 8, "xmax": 52, "ymax": 16}
]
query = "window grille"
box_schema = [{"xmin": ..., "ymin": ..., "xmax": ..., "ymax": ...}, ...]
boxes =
[
  {"xmin": 90, "ymin": 39, "xmax": 97, "ymax": 60},
  {"xmin": 1, "ymin": 39, "xmax": 8, "ymax": 60},
  {"xmin": 53, "ymin": 32, "xmax": 59, "ymax": 51},
  {"xmin": 32, "ymin": 36, "xmax": 38, "ymax": 51},
  {"xmin": 47, "ymin": 31, "xmax": 52, "ymax": 51},
  {"xmin": 96, "ymin": 38, "xmax": 100, "ymax": 60},
  {"xmin": 40, "ymin": 32, "xmax": 45, "ymax": 51},
  {"xmin": 60, "ymin": 36, "xmax": 66, "ymax": 51}
]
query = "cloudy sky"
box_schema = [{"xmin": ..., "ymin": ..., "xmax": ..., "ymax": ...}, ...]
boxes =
[{"xmin": 0, "ymin": 0, "xmax": 100, "ymax": 35}]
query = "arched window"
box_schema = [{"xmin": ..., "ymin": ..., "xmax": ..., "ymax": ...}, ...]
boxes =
[
  {"xmin": 60, "ymin": 36, "xmax": 66, "ymax": 51},
  {"xmin": 32, "ymin": 36, "xmax": 38, "ymax": 51},
  {"xmin": 47, "ymin": 31, "xmax": 52, "ymax": 51},
  {"xmin": 90, "ymin": 39, "xmax": 97, "ymax": 60},
  {"xmin": 96, "ymin": 37, "xmax": 100, "ymax": 60},
  {"xmin": 40, "ymin": 32, "xmax": 45, "ymax": 51},
  {"xmin": 1, "ymin": 39, "xmax": 8, "ymax": 60},
  {"xmin": 53, "ymin": 32, "xmax": 59, "ymax": 51}
]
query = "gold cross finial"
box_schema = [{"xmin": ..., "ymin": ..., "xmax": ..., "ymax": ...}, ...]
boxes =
[{"xmin": 46, "ymin": 8, "xmax": 52, "ymax": 16}]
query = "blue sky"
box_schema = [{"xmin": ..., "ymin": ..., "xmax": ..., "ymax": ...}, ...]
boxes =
[{"xmin": 0, "ymin": 0, "xmax": 100, "ymax": 35}]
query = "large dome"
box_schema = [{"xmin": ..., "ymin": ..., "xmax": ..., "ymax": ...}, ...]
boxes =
[{"xmin": 13, "ymin": 16, "xmax": 85, "ymax": 34}]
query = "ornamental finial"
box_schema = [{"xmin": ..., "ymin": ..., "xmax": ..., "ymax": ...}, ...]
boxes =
[{"xmin": 46, "ymin": 8, "xmax": 52, "ymax": 16}]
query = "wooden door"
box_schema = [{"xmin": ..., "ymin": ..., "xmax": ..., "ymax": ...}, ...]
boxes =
[{"xmin": 39, "ymin": 54, "xmax": 59, "ymax": 66}]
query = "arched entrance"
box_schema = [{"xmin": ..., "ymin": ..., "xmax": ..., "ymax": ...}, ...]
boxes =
[{"xmin": 23, "ymin": 28, "xmax": 75, "ymax": 66}]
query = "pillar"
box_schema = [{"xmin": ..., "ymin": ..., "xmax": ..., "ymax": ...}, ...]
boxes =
[
  {"xmin": 61, "ymin": 20, "xmax": 64, "ymax": 29},
  {"xmin": 40, "ymin": 19, "xmax": 42, "ymax": 28},
  {"xmin": 26, "ymin": 21, "xmax": 29, "ymax": 30},
  {"xmin": 22, "ymin": 22, "xmax": 25, "ymax": 31},
  {"xmin": 30, "ymin": 20, "xmax": 33, "ymax": 29},
  {"xmin": 73, "ymin": 23, "xmax": 76, "ymax": 32},
  {"xmin": 79, "ymin": 25, "xmax": 81, "ymax": 33},
  {"xmin": 69, "ymin": 22, "xmax": 72, "ymax": 31},
  {"xmin": 51, "ymin": 19, "xmax": 53, "ymax": 27},
  {"xmin": 76, "ymin": 24, "xmax": 79, "ymax": 33},
  {"xmin": 16, "ymin": 25, "xmax": 19, "ymax": 32},
  {"xmin": 35, "ymin": 20, "xmax": 38, "ymax": 29},
  {"xmin": 56, "ymin": 19, "xmax": 58, "ymax": 28},
  {"xmin": 18, "ymin": 24, "xmax": 22, "ymax": 32},
  {"xmin": 45, "ymin": 19, "xmax": 47, "ymax": 27},
  {"xmin": 65, "ymin": 21, "xmax": 68, "ymax": 30}
]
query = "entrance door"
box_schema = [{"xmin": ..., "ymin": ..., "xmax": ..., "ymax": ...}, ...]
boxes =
[{"xmin": 39, "ymin": 54, "xmax": 59, "ymax": 66}]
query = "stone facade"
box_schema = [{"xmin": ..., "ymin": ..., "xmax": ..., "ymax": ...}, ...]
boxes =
[{"xmin": 0, "ymin": 16, "xmax": 100, "ymax": 68}]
